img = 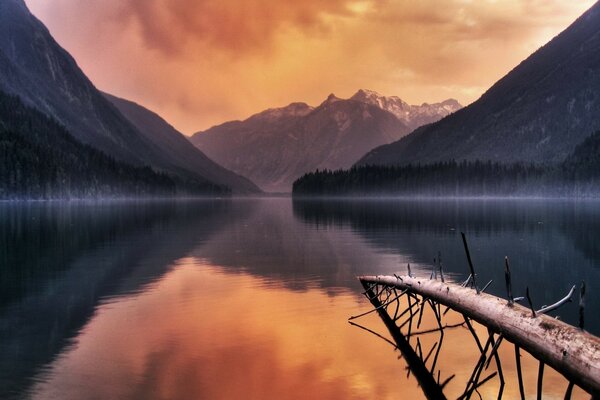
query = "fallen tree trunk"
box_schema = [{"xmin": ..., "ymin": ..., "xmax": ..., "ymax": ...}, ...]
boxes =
[
  {"xmin": 360, "ymin": 281, "xmax": 448, "ymax": 400},
  {"xmin": 359, "ymin": 275, "xmax": 600, "ymax": 396}
]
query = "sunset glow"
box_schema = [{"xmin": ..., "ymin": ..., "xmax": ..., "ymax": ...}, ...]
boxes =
[
  {"xmin": 2, "ymin": 0, "xmax": 600, "ymax": 395},
  {"xmin": 28, "ymin": 261, "xmax": 588, "ymax": 400},
  {"xmin": 25, "ymin": 0, "xmax": 595, "ymax": 133}
]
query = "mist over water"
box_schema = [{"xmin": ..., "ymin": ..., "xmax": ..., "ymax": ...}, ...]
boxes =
[
  {"xmin": 293, "ymin": 198, "xmax": 600, "ymax": 329},
  {"xmin": 0, "ymin": 198, "xmax": 597, "ymax": 399}
]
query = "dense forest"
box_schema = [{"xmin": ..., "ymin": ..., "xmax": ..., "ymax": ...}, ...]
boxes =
[
  {"xmin": 293, "ymin": 140, "xmax": 600, "ymax": 197},
  {"xmin": 0, "ymin": 91, "xmax": 228, "ymax": 199},
  {"xmin": 563, "ymin": 130, "xmax": 600, "ymax": 178}
]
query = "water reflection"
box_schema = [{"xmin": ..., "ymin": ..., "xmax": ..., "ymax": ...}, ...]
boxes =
[
  {"xmin": 188, "ymin": 199, "xmax": 409, "ymax": 291},
  {"xmin": 26, "ymin": 263, "xmax": 419, "ymax": 400},
  {"xmin": 293, "ymin": 198, "xmax": 600, "ymax": 333},
  {"xmin": 357, "ymin": 281, "xmax": 590, "ymax": 399},
  {"xmin": 0, "ymin": 200, "xmax": 230, "ymax": 399},
  {"xmin": 0, "ymin": 198, "xmax": 597, "ymax": 399}
]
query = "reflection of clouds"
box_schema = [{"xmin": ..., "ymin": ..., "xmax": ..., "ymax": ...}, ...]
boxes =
[
  {"xmin": 28, "ymin": 262, "xmax": 585, "ymax": 399},
  {"xmin": 28, "ymin": 264, "xmax": 420, "ymax": 399},
  {"xmin": 6, "ymin": 199, "xmax": 592, "ymax": 399},
  {"xmin": 24, "ymin": 0, "xmax": 595, "ymax": 132},
  {"xmin": 0, "ymin": 200, "xmax": 231, "ymax": 398}
]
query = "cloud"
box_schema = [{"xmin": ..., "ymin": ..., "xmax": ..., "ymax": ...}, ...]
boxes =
[
  {"xmin": 110, "ymin": 0, "xmax": 359, "ymax": 56},
  {"xmin": 24, "ymin": 0, "xmax": 597, "ymax": 132}
]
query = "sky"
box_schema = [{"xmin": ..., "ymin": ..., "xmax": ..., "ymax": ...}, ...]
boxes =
[{"xmin": 25, "ymin": 0, "xmax": 596, "ymax": 134}]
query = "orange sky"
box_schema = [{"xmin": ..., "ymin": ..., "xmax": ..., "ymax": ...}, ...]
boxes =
[{"xmin": 24, "ymin": 0, "xmax": 596, "ymax": 134}]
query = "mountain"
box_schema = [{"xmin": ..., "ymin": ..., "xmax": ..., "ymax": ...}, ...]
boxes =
[
  {"xmin": 358, "ymin": 1, "xmax": 600, "ymax": 167},
  {"xmin": 292, "ymin": 130, "xmax": 600, "ymax": 196},
  {"xmin": 0, "ymin": 89, "xmax": 230, "ymax": 198},
  {"xmin": 350, "ymin": 89, "xmax": 461, "ymax": 131},
  {"xmin": 103, "ymin": 94, "xmax": 259, "ymax": 194},
  {"xmin": 0, "ymin": 0, "xmax": 259, "ymax": 194},
  {"xmin": 191, "ymin": 94, "xmax": 410, "ymax": 192},
  {"xmin": 563, "ymin": 130, "xmax": 600, "ymax": 177}
]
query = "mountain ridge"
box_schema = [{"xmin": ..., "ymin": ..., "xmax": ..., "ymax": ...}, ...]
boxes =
[
  {"xmin": 191, "ymin": 90, "xmax": 459, "ymax": 192},
  {"xmin": 191, "ymin": 92, "xmax": 413, "ymax": 192},
  {"xmin": 357, "ymin": 1, "xmax": 600, "ymax": 167},
  {"xmin": 350, "ymin": 89, "xmax": 462, "ymax": 131},
  {"xmin": 0, "ymin": 89, "xmax": 230, "ymax": 198},
  {"xmin": 103, "ymin": 93, "xmax": 260, "ymax": 194},
  {"xmin": 0, "ymin": 0, "xmax": 260, "ymax": 194}
]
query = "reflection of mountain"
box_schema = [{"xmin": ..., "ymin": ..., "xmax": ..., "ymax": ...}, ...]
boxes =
[
  {"xmin": 292, "ymin": 199, "xmax": 600, "ymax": 333},
  {"xmin": 562, "ymin": 206, "xmax": 600, "ymax": 263},
  {"xmin": 2, "ymin": 198, "xmax": 600, "ymax": 398},
  {"xmin": 0, "ymin": 201, "xmax": 230, "ymax": 399},
  {"xmin": 190, "ymin": 199, "xmax": 405, "ymax": 291}
]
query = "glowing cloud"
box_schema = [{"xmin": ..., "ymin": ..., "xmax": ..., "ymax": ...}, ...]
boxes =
[{"xmin": 25, "ymin": 0, "xmax": 596, "ymax": 133}]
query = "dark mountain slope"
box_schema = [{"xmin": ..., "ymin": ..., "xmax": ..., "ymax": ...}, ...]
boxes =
[
  {"xmin": 358, "ymin": 1, "xmax": 600, "ymax": 167},
  {"xmin": 0, "ymin": 0, "xmax": 157, "ymax": 163},
  {"xmin": 0, "ymin": 90, "xmax": 228, "ymax": 198},
  {"xmin": 191, "ymin": 95, "xmax": 409, "ymax": 192},
  {"xmin": 563, "ymin": 130, "xmax": 600, "ymax": 177},
  {"xmin": 0, "ymin": 0, "xmax": 258, "ymax": 193},
  {"xmin": 103, "ymin": 94, "xmax": 260, "ymax": 194},
  {"xmin": 292, "ymin": 129, "xmax": 600, "ymax": 197}
]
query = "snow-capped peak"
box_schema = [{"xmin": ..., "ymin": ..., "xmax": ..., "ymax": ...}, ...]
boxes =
[
  {"xmin": 353, "ymin": 89, "xmax": 382, "ymax": 98},
  {"xmin": 349, "ymin": 89, "xmax": 462, "ymax": 130}
]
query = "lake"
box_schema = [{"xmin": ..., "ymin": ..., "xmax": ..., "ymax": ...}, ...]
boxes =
[{"xmin": 0, "ymin": 198, "xmax": 598, "ymax": 399}]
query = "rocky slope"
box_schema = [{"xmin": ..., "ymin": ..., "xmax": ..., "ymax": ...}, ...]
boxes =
[
  {"xmin": 190, "ymin": 91, "xmax": 460, "ymax": 192},
  {"xmin": 350, "ymin": 89, "xmax": 461, "ymax": 131},
  {"xmin": 0, "ymin": 0, "xmax": 259, "ymax": 194},
  {"xmin": 357, "ymin": 2, "xmax": 600, "ymax": 167},
  {"xmin": 191, "ymin": 94, "xmax": 410, "ymax": 192},
  {"xmin": 104, "ymin": 94, "xmax": 259, "ymax": 193}
]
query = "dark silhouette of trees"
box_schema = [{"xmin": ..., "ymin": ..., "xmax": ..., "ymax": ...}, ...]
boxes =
[
  {"xmin": 293, "ymin": 144, "xmax": 600, "ymax": 197},
  {"xmin": 0, "ymin": 91, "xmax": 229, "ymax": 199}
]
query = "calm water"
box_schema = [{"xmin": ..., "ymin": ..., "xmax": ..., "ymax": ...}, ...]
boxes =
[{"xmin": 0, "ymin": 198, "xmax": 598, "ymax": 399}]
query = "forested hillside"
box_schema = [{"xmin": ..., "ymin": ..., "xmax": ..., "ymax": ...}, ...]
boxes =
[
  {"xmin": 0, "ymin": 91, "xmax": 227, "ymax": 199},
  {"xmin": 293, "ymin": 149, "xmax": 600, "ymax": 197},
  {"xmin": 357, "ymin": 1, "xmax": 600, "ymax": 167},
  {"xmin": 0, "ymin": 0, "xmax": 257, "ymax": 194}
]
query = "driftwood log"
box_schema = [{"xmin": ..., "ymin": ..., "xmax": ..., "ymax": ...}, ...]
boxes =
[{"xmin": 359, "ymin": 275, "xmax": 600, "ymax": 396}]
